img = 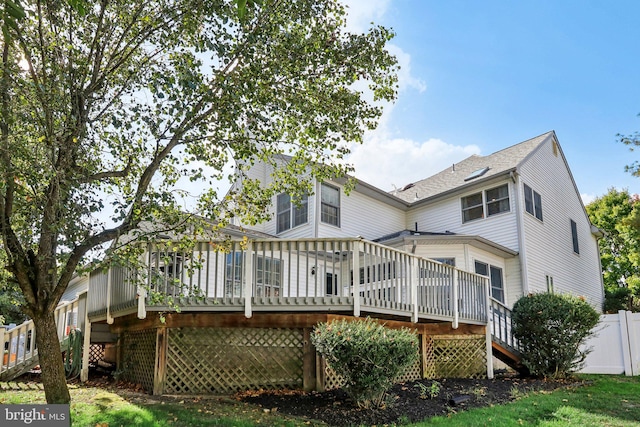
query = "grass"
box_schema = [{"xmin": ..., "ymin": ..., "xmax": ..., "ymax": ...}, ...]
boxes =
[
  {"xmin": 417, "ymin": 375, "xmax": 640, "ymax": 427},
  {"xmin": 0, "ymin": 382, "xmax": 320, "ymax": 426},
  {"xmin": 0, "ymin": 375, "xmax": 639, "ymax": 426}
]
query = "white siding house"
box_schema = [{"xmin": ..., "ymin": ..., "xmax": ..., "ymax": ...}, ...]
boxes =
[{"xmin": 232, "ymin": 131, "xmax": 605, "ymax": 311}]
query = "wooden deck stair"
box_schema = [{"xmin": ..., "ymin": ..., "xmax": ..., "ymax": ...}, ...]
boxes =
[
  {"xmin": 1, "ymin": 298, "xmax": 79, "ymax": 381},
  {"xmin": 489, "ymin": 298, "xmax": 529, "ymax": 375}
]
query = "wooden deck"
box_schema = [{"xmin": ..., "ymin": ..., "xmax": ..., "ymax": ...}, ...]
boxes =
[{"xmin": 86, "ymin": 237, "xmax": 491, "ymax": 327}]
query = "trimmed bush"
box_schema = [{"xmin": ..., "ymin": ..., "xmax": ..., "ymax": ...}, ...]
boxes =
[
  {"xmin": 311, "ymin": 317, "xmax": 419, "ymax": 408},
  {"xmin": 512, "ymin": 293, "xmax": 600, "ymax": 378}
]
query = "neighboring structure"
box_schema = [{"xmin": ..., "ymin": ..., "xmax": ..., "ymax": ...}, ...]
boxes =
[
  {"xmin": 1, "ymin": 131, "xmax": 606, "ymax": 393},
  {"xmin": 231, "ymin": 130, "xmax": 604, "ymax": 310}
]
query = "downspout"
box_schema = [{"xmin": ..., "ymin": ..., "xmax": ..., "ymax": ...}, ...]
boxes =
[
  {"xmin": 313, "ymin": 179, "xmax": 320, "ymax": 238},
  {"xmin": 513, "ymin": 171, "xmax": 529, "ymax": 298},
  {"xmin": 106, "ymin": 268, "xmax": 114, "ymax": 325}
]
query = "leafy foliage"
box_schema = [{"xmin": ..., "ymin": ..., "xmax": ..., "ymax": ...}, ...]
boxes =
[
  {"xmin": 0, "ymin": 248, "xmax": 26, "ymax": 325},
  {"xmin": 0, "ymin": 0, "xmax": 398, "ymax": 403},
  {"xmin": 586, "ymin": 188, "xmax": 640, "ymax": 312},
  {"xmin": 618, "ymin": 128, "xmax": 640, "ymax": 178},
  {"xmin": 311, "ymin": 318, "xmax": 419, "ymax": 408},
  {"xmin": 512, "ymin": 293, "xmax": 600, "ymax": 378}
]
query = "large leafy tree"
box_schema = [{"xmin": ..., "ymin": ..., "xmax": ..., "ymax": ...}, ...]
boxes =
[
  {"xmin": 586, "ymin": 188, "xmax": 640, "ymax": 312},
  {"xmin": 0, "ymin": 0, "xmax": 398, "ymax": 403}
]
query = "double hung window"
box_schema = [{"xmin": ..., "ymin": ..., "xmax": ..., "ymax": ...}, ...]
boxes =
[
  {"xmin": 523, "ymin": 184, "xmax": 543, "ymax": 221},
  {"xmin": 276, "ymin": 193, "xmax": 308, "ymax": 233},
  {"xmin": 461, "ymin": 184, "xmax": 510, "ymax": 223},
  {"xmin": 321, "ymin": 183, "xmax": 340, "ymax": 227},
  {"xmin": 475, "ymin": 261, "xmax": 504, "ymax": 303}
]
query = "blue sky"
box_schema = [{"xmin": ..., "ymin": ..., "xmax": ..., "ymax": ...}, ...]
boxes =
[{"xmin": 343, "ymin": 0, "xmax": 640, "ymax": 203}]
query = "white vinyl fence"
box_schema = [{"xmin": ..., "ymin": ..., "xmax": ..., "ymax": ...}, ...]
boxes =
[{"xmin": 580, "ymin": 310, "xmax": 640, "ymax": 375}]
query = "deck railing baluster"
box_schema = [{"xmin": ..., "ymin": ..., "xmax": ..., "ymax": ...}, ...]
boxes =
[{"xmin": 86, "ymin": 237, "xmax": 491, "ymax": 328}]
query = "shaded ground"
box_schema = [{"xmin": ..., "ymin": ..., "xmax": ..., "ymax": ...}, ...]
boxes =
[
  {"xmin": 237, "ymin": 375, "xmax": 581, "ymax": 426},
  {"xmin": 5, "ymin": 368, "xmax": 581, "ymax": 426}
]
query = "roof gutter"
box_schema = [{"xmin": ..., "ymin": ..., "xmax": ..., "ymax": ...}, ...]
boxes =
[{"xmin": 408, "ymin": 168, "xmax": 517, "ymax": 208}]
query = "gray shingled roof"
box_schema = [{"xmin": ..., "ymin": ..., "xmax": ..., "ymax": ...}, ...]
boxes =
[{"xmin": 392, "ymin": 131, "xmax": 554, "ymax": 203}]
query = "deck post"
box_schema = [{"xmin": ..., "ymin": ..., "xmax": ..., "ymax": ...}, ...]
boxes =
[
  {"xmin": 452, "ymin": 269, "xmax": 459, "ymax": 329},
  {"xmin": 81, "ymin": 320, "xmax": 91, "ymax": 382},
  {"xmin": 153, "ymin": 327, "xmax": 168, "ymax": 395},
  {"xmin": 78, "ymin": 292, "xmax": 92, "ymax": 382},
  {"xmin": 485, "ymin": 278, "xmax": 494, "ymax": 379},
  {"xmin": 352, "ymin": 240, "xmax": 362, "ymax": 318},
  {"xmin": 244, "ymin": 240, "xmax": 253, "ymax": 319},
  {"xmin": 303, "ymin": 328, "xmax": 317, "ymax": 391},
  {"xmin": 411, "ymin": 257, "xmax": 419, "ymax": 323},
  {"xmin": 421, "ymin": 331, "xmax": 434, "ymax": 379},
  {"xmin": 316, "ymin": 356, "xmax": 326, "ymax": 392}
]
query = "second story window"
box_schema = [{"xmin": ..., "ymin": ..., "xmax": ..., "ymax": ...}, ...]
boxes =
[
  {"xmin": 570, "ymin": 219, "xmax": 579, "ymax": 254},
  {"xmin": 461, "ymin": 184, "xmax": 510, "ymax": 223},
  {"xmin": 461, "ymin": 192, "xmax": 484, "ymax": 222},
  {"xmin": 485, "ymin": 184, "xmax": 510, "ymax": 216},
  {"xmin": 524, "ymin": 183, "xmax": 543, "ymax": 221},
  {"xmin": 276, "ymin": 193, "xmax": 308, "ymax": 233},
  {"xmin": 321, "ymin": 183, "xmax": 340, "ymax": 227}
]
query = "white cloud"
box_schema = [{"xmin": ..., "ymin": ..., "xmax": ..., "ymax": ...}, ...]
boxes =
[
  {"xmin": 342, "ymin": 0, "xmax": 392, "ymax": 33},
  {"xmin": 348, "ymin": 136, "xmax": 481, "ymax": 191},
  {"xmin": 340, "ymin": 2, "xmax": 472, "ymax": 192},
  {"xmin": 342, "ymin": 0, "xmax": 426, "ymax": 95},
  {"xmin": 388, "ymin": 44, "xmax": 427, "ymax": 93},
  {"xmin": 326, "ymin": 2, "xmax": 447, "ymax": 196},
  {"xmin": 581, "ymin": 193, "xmax": 596, "ymax": 205}
]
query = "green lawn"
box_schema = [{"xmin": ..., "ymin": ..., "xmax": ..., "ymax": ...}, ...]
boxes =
[
  {"xmin": 417, "ymin": 375, "xmax": 640, "ymax": 427},
  {"xmin": 0, "ymin": 375, "xmax": 639, "ymax": 426}
]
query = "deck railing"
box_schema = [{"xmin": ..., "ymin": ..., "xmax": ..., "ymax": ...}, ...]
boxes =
[
  {"xmin": 489, "ymin": 297, "xmax": 521, "ymax": 354},
  {"xmin": 87, "ymin": 237, "xmax": 491, "ymax": 326},
  {"xmin": 1, "ymin": 297, "xmax": 81, "ymax": 380}
]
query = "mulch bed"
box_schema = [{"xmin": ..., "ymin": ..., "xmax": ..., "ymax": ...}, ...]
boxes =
[{"xmin": 237, "ymin": 375, "xmax": 582, "ymax": 426}]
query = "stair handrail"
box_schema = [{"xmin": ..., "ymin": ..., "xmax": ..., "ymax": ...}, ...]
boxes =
[
  {"xmin": 1, "ymin": 297, "xmax": 81, "ymax": 375},
  {"xmin": 489, "ymin": 297, "xmax": 521, "ymax": 354}
]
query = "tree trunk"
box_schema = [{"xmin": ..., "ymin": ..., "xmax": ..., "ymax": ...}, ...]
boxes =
[{"xmin": 33, "ymin": 310, "xmax": 71, "ymax": 404}]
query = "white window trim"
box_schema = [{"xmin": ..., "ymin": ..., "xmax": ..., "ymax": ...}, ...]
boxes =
[
  {"xmin": 474, "ymin": 259, "xmax": 506, "ymax": 303},
  {"xmin": 461, "ymin": 183, "xmax": 510, "ymax": 224},
  {"xmin": 276, "ymin": 193, "xmax": 308, "ymax": 234},
  {"xmin": 320, "ymin": 183, "xmax": 341, "ymax": 227},
  {"xmin": 523, "ymin": 183, "xmax": 543, "ymax": 221}
]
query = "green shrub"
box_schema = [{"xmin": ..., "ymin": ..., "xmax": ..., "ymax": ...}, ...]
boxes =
[
  {"xmin": 311, "ymin": 317, "xmax": 419, "ymax": 408},
  {"xmin": 512, "ymin": 293, "xmax": 600, "ymax": 378}
]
